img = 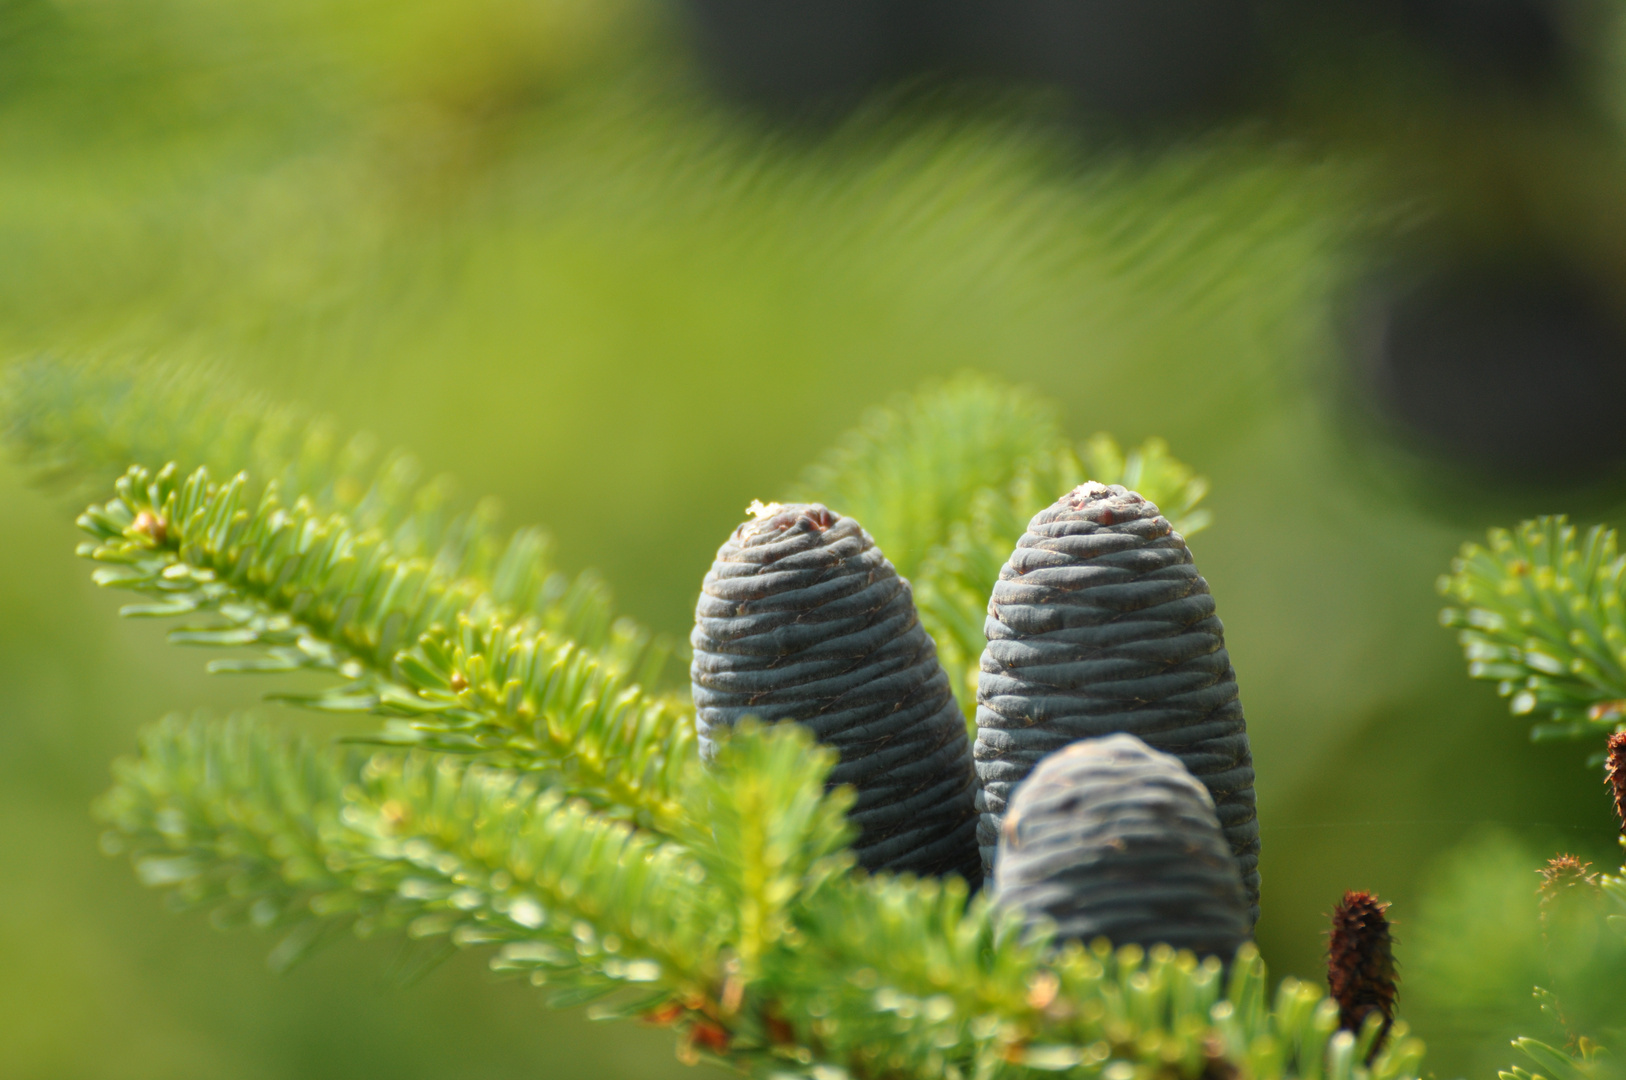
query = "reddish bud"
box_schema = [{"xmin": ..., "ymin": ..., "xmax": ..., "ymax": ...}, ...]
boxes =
[
  {"xmin": 763, "ymin": 1011, "xmax": 795, "ymax": 1046},
  {"xmin": 1327, "ymin": 890, "xmax": 1396, "ymax": 1061},
  {"xmin": 689, "ymin": 1020, "xmax": 730, "ymax": 1054},
  {"xmin": 642, "ymin": 1002, "xmax": 685, "ymax": 1027},
  {"xmin": 1026, "ymin": 971, "xmax": 1060, "ymax": 1011}
]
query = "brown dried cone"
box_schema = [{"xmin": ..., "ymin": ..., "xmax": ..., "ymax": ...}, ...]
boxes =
[
  {"xmin": 1606, "ymin": 732, "xmax": 1626, "ymax": 830},
  {"xmin": 690, "ymin": 502, "xmax": 981, "ymax": 883},
  {"xmin": 1327, "ymin": 890, "xmax": 1396, "ymax": 1061},
  {"xmin": 975, "ymin": 482, "xmax": 1259, "ymax": 922},
  {"xmin": 992, "ymin": 734, "xmax": 1251, "ymax": 959}
]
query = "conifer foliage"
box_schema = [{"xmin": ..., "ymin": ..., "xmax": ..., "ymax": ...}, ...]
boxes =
[
  {"xmin": 1440, "ymin": 515, "xmax": 1626, "ymax": 1080},
  {"xmin": 75, "ymin": 461, "xmax": 691, "ymax": 832},
  {"xmin": 3, "ymin": 356, "xmax": 1433, "ymax": 1080},
  {"xmin": 1439, "ymin": 516, "xmax": 1626, "ymax": 745}
]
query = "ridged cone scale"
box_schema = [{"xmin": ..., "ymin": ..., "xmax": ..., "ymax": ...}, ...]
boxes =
[
  {"xmin": 994, "ymin": 734, "xmax": 1251, "ymax": 959},
  {"xmin": 691, "ymin": 502, "xmax": 981, "ymax": 884},
  {"xmin": 975, "ymin": 482, "xmax": 1259, "ymax": 923}
]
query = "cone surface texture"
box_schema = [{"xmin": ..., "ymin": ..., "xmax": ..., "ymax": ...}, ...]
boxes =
[
  {"xmin": 975, "ymin": 482, "xmax": 1258, "ymax": 922},
  {"xmin": 993, "ymin": 734, "xmax": 1250, "ymax": 958},
  {"xmin": 691, "ymin": 502, "xmax": 981, "ymax": 883}
]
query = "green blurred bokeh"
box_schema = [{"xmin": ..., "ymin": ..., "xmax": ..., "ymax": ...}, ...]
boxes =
[{"xmin": 4, "ymin": 1, "xmax": 1625, "ymax": 1076}]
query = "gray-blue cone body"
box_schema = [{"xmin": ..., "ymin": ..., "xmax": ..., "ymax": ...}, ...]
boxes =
[
  {"xmin": 994, "ymin": 734, "xmax": 1251, "ymax": 959},
  {"xmin": 975, "ymin": 482, "xmax": 1259, "ymax": 924},
  {"xmin": 691, "ymin": 503, "xmax": 981, "ymax": 885}
]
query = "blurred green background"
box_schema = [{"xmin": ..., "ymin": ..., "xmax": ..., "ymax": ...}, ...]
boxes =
[{"xmin": 5, "ymin": 1, "xmax": 1626, "ymax": 1077}]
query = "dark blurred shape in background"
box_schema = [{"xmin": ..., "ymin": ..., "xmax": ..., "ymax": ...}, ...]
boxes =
[
  {"xmin": 954, "ymin": 0, "xmax": 1257, "ymax": 118},
  {"xmin": 678, "ymin": 0, "xmax": 1594, "ymax": 120},
  {"xmin": 680, "ymin": 0, "xmax": 1256, "ymax": 118},
  {"xmin": 1366, "ymin": 262, "xmax": 1626, "ymax": 478},
  {"xmin": 680, "ymin": 0, "xmax": 1626, "ymax": 487},
  {"xmin": 682, "ymin": 0, "xmax": 904, "ymax": 115},
  {"xmin": 1396, "ymin": 0, "xmax": 1576, "ymax": 81}
]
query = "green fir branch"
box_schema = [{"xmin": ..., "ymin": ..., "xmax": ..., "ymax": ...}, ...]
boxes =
[
  {"xmin": 386, "ymin": 612, "xmax": 695, "ymax": 831},
  {"xmin": 96, "ymin": 713, "xmax": 358, "ymax": 971},
  {"xmin": 77, "ymin": 463, "xmax": 691, "ymax": 829},
  {"xmin": 1499, "ymin": 1036, "xmax": 1609, "ymax": 1080},
  {"xmin": 99, "ymin": 714, "xmax": 719, "ymax": 1001},
  {"xmin": 1, "ymin": 354, "xmax": 662, "ymax": 681},
  {"xmin": 1440, "ymin": 520, "xmax": 1626, "ymax": 1077},
  {"xmin": 792, "ymin": 374, "xmax": 1065, "ymax": 579},
  {"xmin": 674, "ymin": 721, "xmax": 856, "ymax": 986},
  {"xmin": 1438, "ymin": 517, "xmax": 1626, "ymax": 745},
  {"xmin": 100, "ymin": 714, "xmax": 1426, "ymax": 1080},
  {"xmin": 47, "ymin": 363, "xmax": 1430, "ymax": 1080},
  {"xmin": 780, "ymin": 873, "xmax": 1421, "ymax": 1080},
  {"xmin": 1503, "ymin": 999, "xmax": 1617, "ymax": 1080},
  {"xmin": 4, "ymin": 354, "xmax": 482, "ymax": 565}
]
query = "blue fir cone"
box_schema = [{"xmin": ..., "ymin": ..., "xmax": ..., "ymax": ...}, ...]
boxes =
[
  {"xmin": 691, "ymin": 502, "xmax": 981, "ymax": 884},
  {"xmin": 994, "ymin": 734, "xmax": 1251, "ymax": 959},
  {"xmin": 975, "ymin": 482, "xmax": 1259, "ymax": 923}
]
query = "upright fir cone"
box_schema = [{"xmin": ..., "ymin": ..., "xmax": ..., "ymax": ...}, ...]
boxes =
[
  {"xmin": 1605, "ymin": 732, "xmax": 1626, "ymax": 831},
  {"xmin": 974, "ymin": 482, "xmax": 1259, "ymax": 922},
  {"xmin": 690, "ymin": 502, "xmax": 981, "ymax": 884},
  {"xmin": 1327, "ymin": 890, "xmax": 1396, "ymax": 1060},
  {"xmin": 993, "ymin": 734, "xmax": 1251, "ymax": 959}
]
